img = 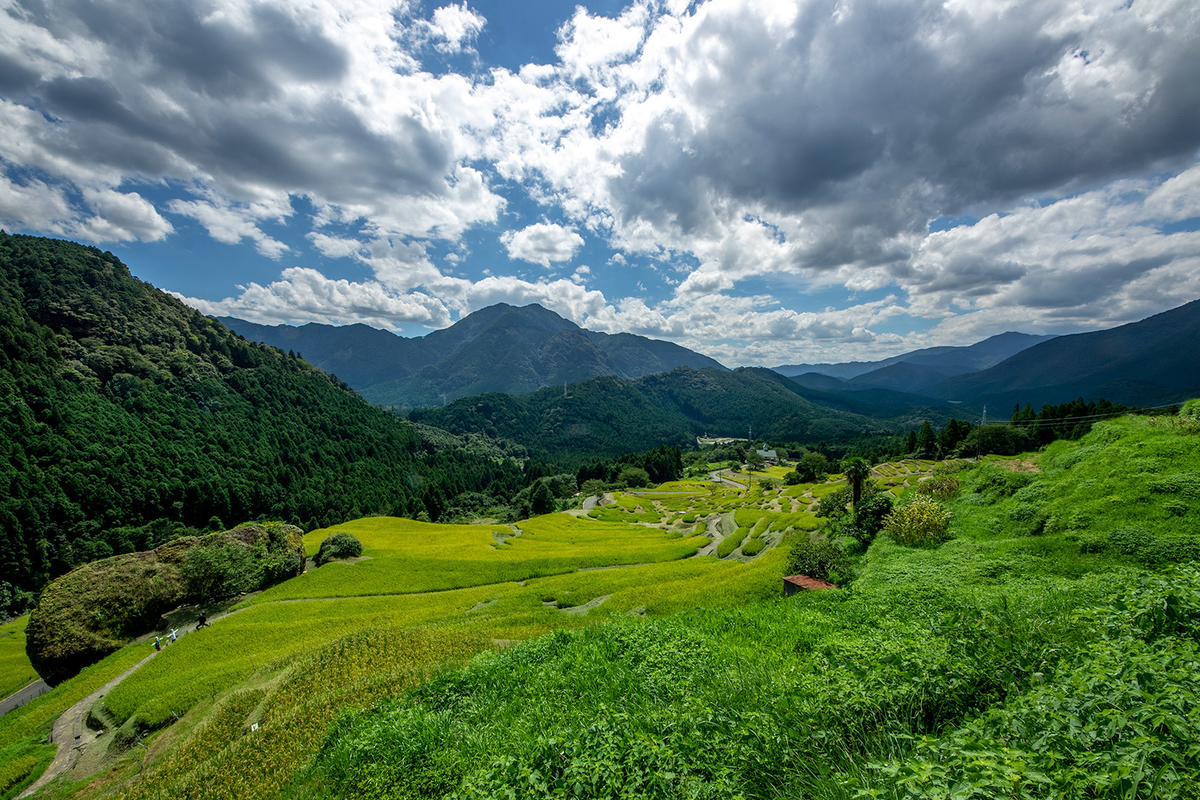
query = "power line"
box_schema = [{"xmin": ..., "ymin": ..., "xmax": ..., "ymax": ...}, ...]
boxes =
[{"xmin": 978, "ymin": 402, "xmax": 1179, "ymax": 428}]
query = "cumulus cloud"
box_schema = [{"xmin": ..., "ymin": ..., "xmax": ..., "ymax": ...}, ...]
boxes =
[
  {"xmin": 500, "ymin": 222, "xmax": 585, "ymax": 267},
  {"xmin": 427, "ymin": 3, "xmax": 486, "ymax": 54},
  {"xmin": 3, "ymin": 0, "xmax": 1199, "ymax": 364},
  {"xmin": 173, "ymin": 267, "xmax": 453, "ymax": 330}
]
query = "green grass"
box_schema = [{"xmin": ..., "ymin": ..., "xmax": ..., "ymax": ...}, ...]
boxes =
[{"xmin": 0, "ymin": 617, "xmax": 37, "ymax": 700}]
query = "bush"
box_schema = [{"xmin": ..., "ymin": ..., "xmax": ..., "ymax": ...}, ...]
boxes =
[
  {"xmin": 181, "ymin": 541, "xmax": 256, "ymax": 600},
  {"xmin": 813, "ymin": 486, "xmax": 852, "ymax": 519},
  {"xmin": 784, "ymin": 471, "xmax": 802, "ymax": 486},
  {"xmin": 1180, "ymin": 398, "xmax": 1200, "ymax": 421},
  {"xmin": 850, "ymin": 492, "xmax": 894, "ymax": 546},
  {"xmin": 785, "ymin": 536, "xmax": 852, "ymax": 583},
  {"xmin": 884, "ymin": 495, "xmax": 953, "ymax": 547},
  {"xmin": 916, "ymin": 475, "xmax": 960, "ymax": 500},
  {"xmin": 315, "ymin": 532, "xmax": 364, "ymax": 567}
]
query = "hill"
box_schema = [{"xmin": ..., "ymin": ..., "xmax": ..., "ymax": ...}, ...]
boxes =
[
  {"xmin": 221, "ymin": 303, "xmax": 727, "ymax": 407},
  {"xmin": 774, "ymin": 331, "xmax": 1055, "ymax": 384},
  {"xmin": 0, "ymin": 233, "xmax": 527, "ymax": 608},
  {"xmin": 927, "ymin": 299, "xmax": 1200, "ymax": 407},
  {"xmin": 412, "ymin": 365, "xmax": 895, "ymax": 458}
]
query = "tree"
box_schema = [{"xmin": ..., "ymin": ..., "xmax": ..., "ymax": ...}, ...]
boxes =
[
  {"xmin": 915, "ymin": 421, "xmax": 937, "ymax": 458},
  {"xmin": 841, "ymin": 457, "xmax": 871, "ymax": 505},
  {"xmin": 797, "ymin": 451, "xmax": 830, "ymax": 482},
  {"xmin": 904, "ymin": 430, "xmax": 918, "ymax": 454},
  {"xmin": 746, "ymin": 450, "xmax": 766, "ymax": 471},
  {"xmin": 530, "ymin": 481, "xmax": 556, "ymax": 516}
]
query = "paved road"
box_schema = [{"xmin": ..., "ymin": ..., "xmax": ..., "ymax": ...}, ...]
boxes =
[
  {"xmin": 582, "ymin": 495, "xmax": 599, "ymax": 509},
  {"xmin": 0, "ymin": 680, "xmax": 50, "ymax": 718},
  {"xmin": 708, "ymin": 470, "xmax": 744, "ymax": 488}
]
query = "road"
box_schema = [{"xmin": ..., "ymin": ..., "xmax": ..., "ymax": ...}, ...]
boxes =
[{"xmin": 0, "ymin": 680, "xmax": 50, "ymax": 718}]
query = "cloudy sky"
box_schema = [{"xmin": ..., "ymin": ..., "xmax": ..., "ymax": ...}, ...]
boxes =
[{"xmin": 2, "ymin": 0, "xmax": 1198, "ymax": 366}]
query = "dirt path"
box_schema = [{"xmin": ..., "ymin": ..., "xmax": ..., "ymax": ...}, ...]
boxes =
[
  {"xmin": 18, "ymin": 653, "xmax": 156, "ymax": 798},
  {"xmin": 17, "ymin": 601, "xmax": 251, "ymax": 797}
]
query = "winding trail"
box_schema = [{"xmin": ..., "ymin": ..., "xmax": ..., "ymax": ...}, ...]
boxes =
[
  {"xmin": 17, "ymin": 602, "xmax": 250, "ymax": 797},
  {"xmin": 18, "ymin": 654, "xmax": 156, "ymax": 798}
]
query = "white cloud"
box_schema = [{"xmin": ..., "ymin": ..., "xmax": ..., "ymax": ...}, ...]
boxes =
[
  {"xmin": 428, "ymin": 3, "xmax": 486, "ymax": 53},
  {"xmin": 3, "ymin": 0, "xmax": 1199, "ymax": 366},
  {"xmin": 168, "ymin": 197, "xmax": 292, "ymax": 259},
  {"xmin": 173, "ymin": 267, "xmax": 452, "ymax": 329},
  {"xmin": 500, "ymin": 222, "xmax": 585, "ymax": 267},
  {"xmin": 77, "ymin": 188, "xmax": 174, "ymax": 242}
]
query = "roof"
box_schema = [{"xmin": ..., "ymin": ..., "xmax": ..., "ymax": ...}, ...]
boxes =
[
  {"xmin": 782, "ymin": 574, "xmax": 837, "ymax": 590},
  {"xmin": 757, "ymin": 449, "xmax": 778, "ymax": 459}
]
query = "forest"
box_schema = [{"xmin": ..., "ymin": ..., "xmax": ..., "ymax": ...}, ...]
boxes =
[{"xmin": 0, "ymin": 234, "xmax": 531, "ymax": 612}]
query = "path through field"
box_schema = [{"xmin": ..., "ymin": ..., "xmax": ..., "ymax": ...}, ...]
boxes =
[{"xmin": 18, "ymin": 604, "xmax": 248, "ymax": 797}]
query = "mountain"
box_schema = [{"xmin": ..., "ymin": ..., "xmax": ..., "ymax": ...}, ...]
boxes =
[
  {"xmin": 412, "ymin": 366, "xmax": 897, "ymax": 459},
  {"xmin": 774, "ymin": 331, "xmax": 1057, "ymax": 387},
  {"xmin": 926, "ymin": 299, "xmax": 1200, "ymax": 408},
  {"xmin": 0, "ymin": 233, "xmax": 527, "ymax": 603},
  {"xmin": 221, "ymin": 303, "xmax": 727, "ymax": 407}
]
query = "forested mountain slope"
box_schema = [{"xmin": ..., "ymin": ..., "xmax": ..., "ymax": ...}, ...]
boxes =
[
  {"xmin": 927, "ymin": 299, "xmax": 1200, "ymax": 407},
  {"xmin": 0, "ymin": 234, "xmax": 526, "ymax": 606},
  {"xmin": 222, "ymin": 302, "xmax": 727, "ymax": 408},
  {"xmin": 413, "ymin": 365, "xmax": 894, "ymax": 458}
]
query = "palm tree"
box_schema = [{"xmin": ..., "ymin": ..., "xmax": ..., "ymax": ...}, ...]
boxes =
[{"xmin": 841, "ymin": 457, "xmax": 871, "ymax": 505}]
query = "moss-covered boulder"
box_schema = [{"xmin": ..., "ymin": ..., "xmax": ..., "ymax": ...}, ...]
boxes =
[{"xmin": 26, "ymin": 523, "xmax": 304, "ymax": 685}]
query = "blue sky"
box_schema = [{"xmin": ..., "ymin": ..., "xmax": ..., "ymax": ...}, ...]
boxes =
[{"xmin": 1, "ymin": 0, "xmax": 1198, "ymax": 366}]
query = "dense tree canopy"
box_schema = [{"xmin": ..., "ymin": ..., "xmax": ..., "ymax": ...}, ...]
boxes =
[{"xmin": 0, "ymin": 234, "xmax": 526, "ymax": 608}]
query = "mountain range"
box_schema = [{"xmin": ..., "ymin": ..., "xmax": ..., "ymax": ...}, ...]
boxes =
[
  {"xmin": 775, "ymin": 331, "xmax": 1057, "ymax": 393},
  {"xmin": 777, "ymin": 302, "xmax": 1200, "ymax": 411},
  {"xmin": 221, "ymin": 304, "xmax": 726, "ymax": 408}
]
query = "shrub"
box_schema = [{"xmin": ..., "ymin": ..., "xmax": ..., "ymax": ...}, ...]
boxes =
[
  {"xmin": 884, "ymin": 495, "xmax": 953, "ymax": 547},
  {"xmin": 850, "ymin": 492, "xmax": 894, "ymax": 546},
  {"xmin": 181, "ymin": 541, "xmax": 256, "ymax": 600},
  {"xmin": 785, "ymin": 536, "xmax": 851, "ymax": 583},
  {"xmin": 1180, "ymin": 398, "xmax": 1200, "ymax": 421},
  {"xmin": 916, "ymin": 475, "xmax": 960, "ymax": 500},
  {"xmin": 315, "ymin": 532, "xmax": 364, "ymax": 567},
  {"xmin": 784, "ymin": 471, "xmax": 802, "ymax": 486},
  {"xmin": 741, "ymin": 538, "xmax": 766, "ymax": 556},
  {"xmin": 813, "ymin": 486, "xmax": 852, "ymax": 519}
]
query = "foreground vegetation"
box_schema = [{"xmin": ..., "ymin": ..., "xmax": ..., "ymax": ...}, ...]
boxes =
[{"xmin": 0, "ymin": 409, "xmax": 1197, "ymax": 798}]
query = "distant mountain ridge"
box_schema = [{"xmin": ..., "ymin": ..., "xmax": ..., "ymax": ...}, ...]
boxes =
[
  {"xmin": 774, "ymin": 331, "xmax": 1058, "ymax": 391},
  {"xmin": 221, "ymin": 304, "xmax": 727, "ymax": 407},
  {"xmin": 778, "ymin": 301, "xmax": 1200, "ymax": 412},
  {"xmin": 925, "ymin": 299, "xmax": 1200, "ymax": 408}
]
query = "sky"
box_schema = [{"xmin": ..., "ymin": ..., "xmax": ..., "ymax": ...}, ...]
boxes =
[{"xmin": 1, "ymin": 0, "xmax": 1199, "ymax": 367}]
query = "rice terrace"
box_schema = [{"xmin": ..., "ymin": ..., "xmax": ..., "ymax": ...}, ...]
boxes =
[{"xmin": 2, "ymin": 407, "xmax": 1200, "ymax": 799}]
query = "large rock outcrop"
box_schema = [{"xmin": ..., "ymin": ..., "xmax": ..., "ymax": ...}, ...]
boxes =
[{"xmin": 25, "ymin": 523, "xmax": 304, "ymax": 685}]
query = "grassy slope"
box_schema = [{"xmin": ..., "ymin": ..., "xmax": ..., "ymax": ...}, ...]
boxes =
[
  {"xmin": 0, "ymin": 617, "xmax": 37, "ymax": 699},
  {"xmin": 5, "ymin": 412, "xmax": 1199, "ymax": 799}
]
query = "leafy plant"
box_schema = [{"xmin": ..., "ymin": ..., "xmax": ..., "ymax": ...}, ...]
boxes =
[
  {"xmin": 884, "ymin": 495, "xmax": 953, "ymax": 547},
  {"xmin": 785, "ymin": 536, "xmax": 851, "ymax": 583},
  {"xmin": 313, "ymin": 532, "xmax": 363, "ymax": 567}
]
